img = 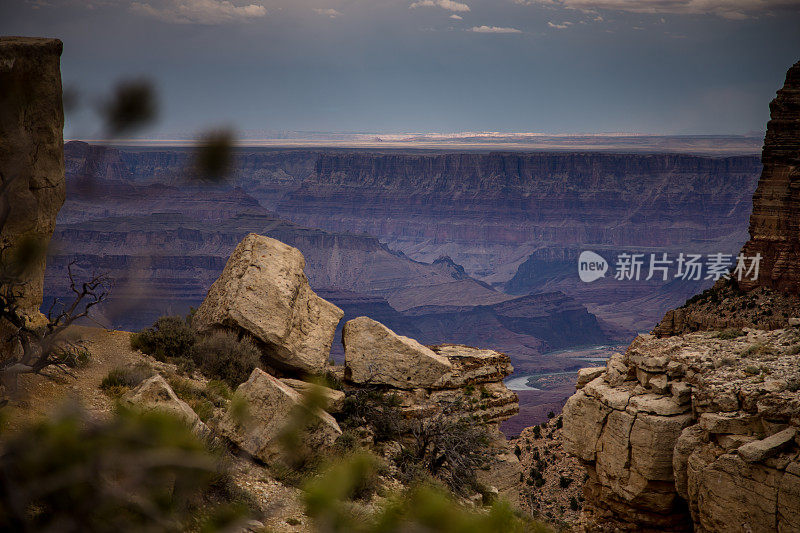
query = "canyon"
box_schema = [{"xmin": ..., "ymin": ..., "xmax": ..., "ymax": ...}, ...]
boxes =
[{"xmin": 44, "ymin": 139, "xmax": 764, "ymax": 430}]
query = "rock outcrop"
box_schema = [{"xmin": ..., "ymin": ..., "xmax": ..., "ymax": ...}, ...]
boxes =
[
  {"xmin": 279, "ymin": 377, "xmax": 345, "ymax": 413},
  {"xmin": 563, "ymin": 330, "xmax": 800, "ymax": 532},
  {"xmin": 739, "ymin": 61, "xmax": 800, "ymax": 293},
  {"xmin": 216, "ymin": 368, "xmax": 342, "ymax": 462},
  {"xmin": 0, "ymin": 37, "xmax": 65, "ymax": 357},
  {"xmin": 193, "ymin": 233, "xmax": 344, "ymax": 373},
  {"xmin": 122, "ymin": 374, "xmax": 209, "ymax": 437},
  {"xmin": 655, "ymin": 61, "xmax": 800, "ymax": 337}
]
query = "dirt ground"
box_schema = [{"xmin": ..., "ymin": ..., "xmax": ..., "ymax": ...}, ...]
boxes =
[{"xmin": 0, "ymin": 325, "xmax": 312, "ymax": 533}]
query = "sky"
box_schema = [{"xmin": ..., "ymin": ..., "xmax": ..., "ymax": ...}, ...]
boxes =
[{"xmin": 2, "ymin": 0, "xmax": 800, "ymax": 138}]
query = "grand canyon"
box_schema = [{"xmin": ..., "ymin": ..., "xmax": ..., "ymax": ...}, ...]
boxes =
[
  {"xmin": 3, "ymin": 0, "xmax": 800, "ymax": 529},
  {"xmin": 44, "ymin": 142, "xmax": 763, "ymax": 430}
]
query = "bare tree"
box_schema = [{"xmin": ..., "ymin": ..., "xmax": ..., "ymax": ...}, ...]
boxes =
[{"xmin": 0, "ymin": 247, "xmax": 110, "ymax": 377}]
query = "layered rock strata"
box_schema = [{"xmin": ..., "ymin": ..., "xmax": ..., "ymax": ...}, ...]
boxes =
[
  {"xmin": 739, "ymin": 61, "xmax": 800, "ymax": 293},
  {"xmin": 563, "ymin": 330, "xmax": 800, "ymax": 532},
  {"xmin": 655, "ymin": 61, "xmax": 800, "ymax": 337}
]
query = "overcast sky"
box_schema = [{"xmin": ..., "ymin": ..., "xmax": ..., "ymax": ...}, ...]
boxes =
[{"xmin": 3, "ymin": 0, "xmax": 800, "ymax": 138}]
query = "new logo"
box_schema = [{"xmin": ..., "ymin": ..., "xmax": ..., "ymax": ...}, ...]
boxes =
[{"xmin": 578, "ymin": 251, "xmax": 608, "ymax": 283}]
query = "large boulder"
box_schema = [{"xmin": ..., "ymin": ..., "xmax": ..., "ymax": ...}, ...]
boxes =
[
  {"xmin": 121, "ymin": 374, "xmax": 209, "ymax": 436},
  {"xmin": 216, "ymin": 368, "xmax": 341, "ymax": 462},
  {"xmin": 343, "ymin": 316, "xmax": 452, "ymax": 389},
  {"xmin": 0, "ymin": 37, "xmax": 65, "ymax": 361},
  {"xmin": 193, "ymin": 233, "xmax": 344, "ymax": 373}
]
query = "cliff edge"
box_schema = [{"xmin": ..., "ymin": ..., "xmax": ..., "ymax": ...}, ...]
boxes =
[{"xmin": 564, "ymin": 60, "xmax": 800, "ymax": 532}]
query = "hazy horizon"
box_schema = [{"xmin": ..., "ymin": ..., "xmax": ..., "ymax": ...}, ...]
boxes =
[{"xmin": 3, "ymin": 0, "xmax": 799, "ymax": 139}]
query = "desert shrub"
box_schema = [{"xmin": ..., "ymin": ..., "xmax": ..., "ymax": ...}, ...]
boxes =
[
  {"xmin": 715, "ymin": 329, "xmax": 746, "ymax": 340},
  {"xmin": 532, "ymin": 425, "xmax": 541, "ymax": 438},
  {"xmin": 166, "ymin": 375, "xmax": 232, "ymax": 422},
  {"xmin": 304, "ymin": 455, "xmax": 548, "ymax": 533},
  {"xmin": 0, "ymin": 405, "xmax": 252, "ymax": 531},
  {"xmin": 743, "ymin": 365, "xmax": 761, "ymax": 376},
  {"xmin": 100, "ymin": 362, "xmax": 155, "ymax": 397},
  {"xmin": 339, "ymin": 387, "xmax": 404, "ymax": 442},
  {"xmin": 132, "ymin": 315, "xmax": 262, "ymax": 387},
  {"xmin": 399, "ymin": 413, "xmax": 492, "ymax": 495},
  {"xmin": 741, "ymin": 342, "xmax": 775, "ymax": 357},
  {"xmin": 190, "ymin": 330, "xmax": 260, "ymax": 387},
  {"xmin": 52, "ymin": 347, "xmax": 91, "ymax": 369},
  {"xmin": 555, "ymin": 416, "xmax": 563, "ymax": 430},
  {"xmin": 559, "ymin": 475, "xmax": 573, "ymax": 488},
  {"xmin": 130, "ymin": 315, "xmax": 195, "ymax": 361}
]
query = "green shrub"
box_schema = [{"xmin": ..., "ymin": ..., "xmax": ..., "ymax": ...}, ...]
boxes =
[
  {"xmin": 52, "ymin": 347, "xmax": 91, "ymax": 368},
  {"xmin": 166, "ymin": 374, "xmax": 232, "ymax": 422},
  {"xmin": 304, "ymin": 459, "xmax": 549, "ymax": 533},
  {"xmin": 100, "ymin": 363, "xmax": 155, "ymax": 397},
  {"xmin": 131, "ymin": 315, "xmax": 262, "ymax": 387},
  {"xmin": 715, "ymin": 329, "xmax": 746, "ymax": 340},
  {"xmin": 339, "ymin": 388, "xmax": 404, "ymax": 443},
  {"xmin": 190, "ymin": 330, "xmax": 260, "ymax": 387},
  {"xmin": 741, "ymin": 343, "xmax": 775, "ymax": 357},
  {"xmin": 130, "ymin": 315, "xmax": 195, "ymax": 361},
  {"xmin": 0, "ymin": 405, "xmax": 252, "ymax": 531}
]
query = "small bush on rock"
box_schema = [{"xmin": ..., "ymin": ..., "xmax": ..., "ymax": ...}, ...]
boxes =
[
  {"xmin": 131, "ymin": 315, "xmax": 262, "ymax": 387},
  {"xmin": 130, "ymin": 315, "xmax": 195, "ymax": 361},
  {"xmin": 100, "ymin": 363, "xmax": 155, "ymax": 397},
  {"xmin": 190, "ymin": 330, "xmax": 260, "ymax": 387}
]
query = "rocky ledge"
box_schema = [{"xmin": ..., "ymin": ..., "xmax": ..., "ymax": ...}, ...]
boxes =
[{"xmin": 563, "ymin": 329, "xmax": 800, "ymax": 532}]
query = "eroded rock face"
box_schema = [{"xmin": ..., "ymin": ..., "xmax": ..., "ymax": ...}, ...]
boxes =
[
  {"xmin": 0, "ymin": 37, "xmax": 65, "ymax": 337},
  {"xmin": 215, "ymin": 368, "xmax": 342, "ymax": 462},
  {"xmin": 740, "ymin": 61, "xmax": 800, "ymax": 293},
  {"xmin": 193, "ymin": 233, "xmax": 344, "ymax": 373},
  {"xmin": 342, "ymin": 316, "xmax": 453, "ymax": 389},
  {"xmin": 563, "ymin": 330, "xmax": 800, "ymax": 532}
]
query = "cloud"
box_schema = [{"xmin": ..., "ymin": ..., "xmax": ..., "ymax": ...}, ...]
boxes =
[
  {"xmin": 513, "ymin": 0, "xmax": 800, "ymax": 19},
  {"xmin": 314, "ymin": 7, "xmax": 342, "ymax": 18},
  {"xmin": 130, "ymin": 0, "xmax": 266, "ymax": 24},
  {"xmin": 470, "ymin": 25, "xmax": 522, "ymax": 33},
  {"xmin": 450, "ymin": 13, "xmax": 463, "ymax": 19},
  {"xmin": 410, "ymin": 0, "xmax": 471, "ymax": 13},
  {"xmin": 547, "ymin": 20, "xmax": 572, "ymax": 28}
]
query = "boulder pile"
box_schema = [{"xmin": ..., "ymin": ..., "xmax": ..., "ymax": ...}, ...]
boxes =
[{"xmin": 183, "ymin": 233, "xmax": 520, "ymax": 496}]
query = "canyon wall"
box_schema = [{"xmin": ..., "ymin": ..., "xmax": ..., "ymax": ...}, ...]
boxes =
[{"xmin": 59, "ymin": 143, "xmax": 763, "ymax": 336}]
